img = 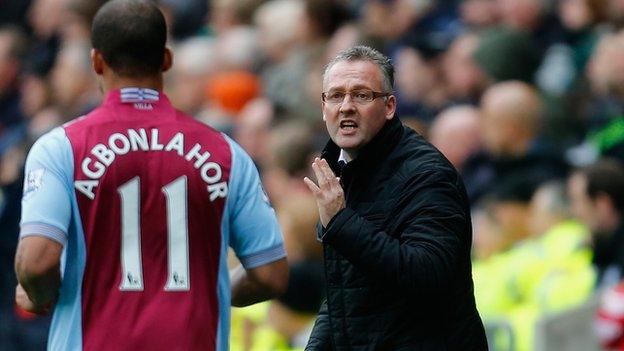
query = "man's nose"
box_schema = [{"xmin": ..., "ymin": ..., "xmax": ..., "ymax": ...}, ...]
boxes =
[{"xmin": 339, "ymin": 94, "xmax": 356, "ymax": 113}]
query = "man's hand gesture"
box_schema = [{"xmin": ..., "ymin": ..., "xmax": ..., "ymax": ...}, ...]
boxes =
[{"xmin": 304, "ymin": 158, "xmax": 346, "ymax": 228}]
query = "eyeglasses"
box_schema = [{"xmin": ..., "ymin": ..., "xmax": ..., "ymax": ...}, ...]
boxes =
[{"xmin": 321, "ymin": 89, "xmax": 390, "ymax": 105}]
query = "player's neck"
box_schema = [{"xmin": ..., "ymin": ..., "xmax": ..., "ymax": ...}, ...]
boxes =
[{"xmin": 102, "ymin": 73, "xmax": 164, "ymax": 93}]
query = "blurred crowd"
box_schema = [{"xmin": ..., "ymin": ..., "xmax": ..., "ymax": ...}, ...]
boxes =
[{"xmin": 3, "ymin": 0, "xmax": 624, "ymax": 350}]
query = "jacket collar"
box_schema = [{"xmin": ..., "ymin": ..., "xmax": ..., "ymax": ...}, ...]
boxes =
[{"xmin": 321, "ymin": 116, "xmax": 403, "ymax": 173}]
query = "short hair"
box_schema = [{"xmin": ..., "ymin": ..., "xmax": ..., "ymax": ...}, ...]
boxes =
[
  {"xmin": 580, "ymin": 159, "xmax": 624, "ymax": 213},
  {"xmin": 91, "ymin": 0, "xmax": 167, "ymax": 77},
  {"xmin": 323, "ymin": 45, "xmax": 394, "ymax": 93}
]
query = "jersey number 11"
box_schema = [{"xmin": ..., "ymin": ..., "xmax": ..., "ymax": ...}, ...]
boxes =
[{"xmin": 117, "ymin": 176, "xmax": 190, "ymax": 292}]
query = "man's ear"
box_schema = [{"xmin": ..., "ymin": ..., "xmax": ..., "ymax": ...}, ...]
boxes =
[
  {"xmin": 162, "ymin": 47, "xmax": 173, "ymax": 72},
  {"xmin": 385, "ymin": 95, "xmax": 396, "ymax": 120},
  {"xmin": 91, "ymin": 49, "xmax": 104, "ymax": 75}
]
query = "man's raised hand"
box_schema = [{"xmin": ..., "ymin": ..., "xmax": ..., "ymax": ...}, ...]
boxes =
[{"xmin": 303, "ymin": 158, "xmax": 345, "ymax": 227}]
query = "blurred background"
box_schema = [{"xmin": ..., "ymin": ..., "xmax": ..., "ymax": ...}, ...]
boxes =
[{"xmin": 2, "ymin": 0, "xmax": 624, "ymax": 350}]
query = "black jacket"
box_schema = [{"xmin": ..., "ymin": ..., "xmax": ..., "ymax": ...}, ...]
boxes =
[
  {"xmin": 594, "ymin": 222, "xmax": 624, "ymax": 287},
  {"xmin": 306, "ymin": 117, "xmax": 487, "ymax": 350}
]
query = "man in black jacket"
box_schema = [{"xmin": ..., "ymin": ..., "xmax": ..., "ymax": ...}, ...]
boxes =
[{"xmin": 303, "ymin": 46, "xmax": 487, "ymax": 350}]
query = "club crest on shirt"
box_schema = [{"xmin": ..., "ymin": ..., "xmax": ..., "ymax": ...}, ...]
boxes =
[{"xmin": 23, "ymin": 168, "xmax": 45, "ymax": 198}]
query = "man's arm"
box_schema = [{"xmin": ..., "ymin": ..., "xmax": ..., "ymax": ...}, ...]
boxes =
[
  {"xmin": 324, "ymin": 170, "xmax": 466, "ymax": 295},
  {"xmin": 226, "ymin": 136, "xmax": 288, "ymax": 305},
  {"xmin": 14, "ymin": 128, "xmax": 73, "ymax": 314},
  {"xmin": 14, "ymin": 236, "xmax": 63, "ymax": 314},
  {"xmin": 306, "ymin": 159, "xmax": 467, "ymax": 296},
  {"xmin": 231, "ymin": 257, "xmax": 288, "ymax": 307}
]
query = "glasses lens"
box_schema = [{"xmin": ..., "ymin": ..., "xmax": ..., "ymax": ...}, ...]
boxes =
[
  {"xmin": 353, "ymin": 90, "xmax": 374, "ymax": 103},
  {"xmin": 323, "ymin": 90, "xmax": 379, "ymax": 104},
  {"xmin": 327, "ymin": 91, "xmax": 345, "ymax": 103}
]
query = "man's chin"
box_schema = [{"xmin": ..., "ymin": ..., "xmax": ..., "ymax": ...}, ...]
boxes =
[{"xmin": 335, "ymin": 140, "xmax": 361, "ymax": 152}]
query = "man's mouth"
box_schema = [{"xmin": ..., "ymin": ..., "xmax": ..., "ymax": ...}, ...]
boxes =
[{"xmin": 340, "ymin": 120, "xmax": 358, "ymax": 132}]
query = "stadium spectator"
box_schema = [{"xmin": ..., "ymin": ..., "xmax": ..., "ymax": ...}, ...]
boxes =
[
  {"xmin": 568, "ymin": 159, "xmax": 624, "ymax": 288},
  {"xmin": 557, "ymin": 0, "xmax": 607, "ymax": 75},
  {"xmin": 442, "ymin": 32, "xmax": 489, "ymax": 105},
  {"xmin": 473, "ymin": 27, "xmax": 541, "ymax": 84},
  {"xmin": 232, "ymin": 97, "xmax": 274, "ymax": 167},
  {"xmin": 473, "ymin": 181, "xmax": 594, "ymax": 351},
  {"xmin": 167, "ymin": 37, "xmax": 216, "ymax": 118},
  {"xmin": 254, "ymin": 0, "xmax": 304, "ymax": 65},
  {"xmin": 49, "ymin": 40, "xmax": 98, "ymax": 119},
  {"xmin": 256, "ymin": 0, "xmax": 324, "ymax": 121},
  {"xmin": 463, "ymin": 80, "xmax": 567, "ymax": 204},
  {"xmin": 578, "ymin": 30, "xmax": 624, "ymax": 164},
  {"xmin": 26, "ymin": 0, "xmax": 64, "ymax": 80},
  {"xmin": 157, "ymin": 0, "xmax": 207, "ymax": 39},
  {"xmin": 214, "ymin": 25, "xmax": 259, "ymax": 72},
  {"xmin": 60, "ymin": 0, "xmax": 106, "ymax": 42},
  {"xmin": 472, "ymin": 178, "xmax": 535, "ymax": 261},
  {"xmin": 460, "ymin": 0, "xmax": 498, "ymax": 29},
  {"xmin": 429, "ymin": 105, "xmax": 482, "ymax": 172},
  {"xmin": 208, "ymin": 0, "xmax": 261, "ymax": 35},
  {"xmin": 497, "ymin": 0, "xmax": 566, "ymax": 55},
  {"xmin": 0, "ymin": 26, "xmax": 28, "ymax": 134},
  {"xmin": 393, "ymin": 45, "xmax": 447, "ymax": 123},
  {"xmin": 13, "ymin": 1, "xmax": 288, "ymax": 350},
  {"xmin": 262, "ymin": 118, "xmax": 317, "ymax": 207}
]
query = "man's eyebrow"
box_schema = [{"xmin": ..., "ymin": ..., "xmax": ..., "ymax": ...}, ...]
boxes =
[{"xmin": 326, "ymin": 84, "xmax": 374, "ymax": 91}]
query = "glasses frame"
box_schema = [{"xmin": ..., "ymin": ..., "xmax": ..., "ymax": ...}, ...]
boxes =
[{"xmin": 321, "ymin": 90, "xmax": 391, "ymax": 104}]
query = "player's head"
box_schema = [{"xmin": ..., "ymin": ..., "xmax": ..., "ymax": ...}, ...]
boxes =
[{"xmin": 91, "ymin": 0, "xmax": 170, "ymax": 78}]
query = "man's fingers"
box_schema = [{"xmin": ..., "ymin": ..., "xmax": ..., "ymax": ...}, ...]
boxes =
[
  {"xmin": 312, "ymin": 159, "xmax": 330, "ymax": 189},
  {"xmin": 333, "ymin": 177, "xmax": 342, "ymax": 191},
  {"xmin": 303, "ymin": 177, "xmax": 321, "ymax": 196},
  {"xmin": 318, "ymin": 158, "xmax": 342, "ymax": 189},
  {"xmin": 308, "ymin": 158, "xmax": 345, "ymax": 203},
  {"xmin": 319, "ymin": 158, "xmax": 336, "ymax": 181}
]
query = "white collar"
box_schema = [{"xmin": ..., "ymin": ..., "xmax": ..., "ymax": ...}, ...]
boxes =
[{"xmin": 338, "ymin": 149, "xmax": 353, "ymax": 163}]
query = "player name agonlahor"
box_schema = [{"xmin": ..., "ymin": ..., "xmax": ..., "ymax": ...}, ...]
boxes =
[{"xmin": 74, "ymin": 128, "xmax": 228, "ymax": 201}]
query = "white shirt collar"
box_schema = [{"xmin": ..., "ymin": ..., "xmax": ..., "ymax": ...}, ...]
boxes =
[{"xmin": 338, "ymin": 149, "xmax": 353, "ymax": 163}]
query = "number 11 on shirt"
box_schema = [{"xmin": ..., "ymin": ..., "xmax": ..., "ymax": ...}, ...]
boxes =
[{"xmin": 117, "ymin": 176, "xmax": 190, "ymax": 292}]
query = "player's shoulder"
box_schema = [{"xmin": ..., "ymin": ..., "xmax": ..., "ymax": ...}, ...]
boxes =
[
  {"xmin": 30, "ymin": 126, "xmax": 70, "ymax": 154},
  {"xmin": 217, "ymin": 132, "xmax": 252, "ymax": 165},
  {"xmin": 26, "ymin": 126, "xmax": 73, "ymax": 178},
  {"xmin": 62, "ymin": 105, "xmax": 110, "ymax": 131}
]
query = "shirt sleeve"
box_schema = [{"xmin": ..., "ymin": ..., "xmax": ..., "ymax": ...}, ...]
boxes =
[
  {"xmin": 20, "ymin": 127, "xmax": 74, "ymax": 246},
  {"xmin": 225, "ymin": 135, "xmax": 286, "ymax": 269}
]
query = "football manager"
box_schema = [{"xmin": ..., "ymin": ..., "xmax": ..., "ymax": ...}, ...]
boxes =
[{"xmin": 303, "ymin": 45, "xmax": 487, "ymax": 350}]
